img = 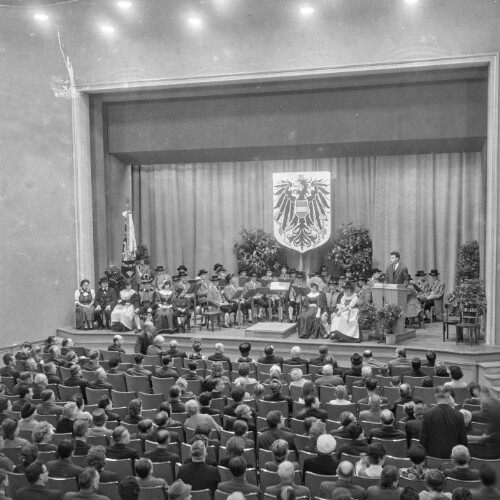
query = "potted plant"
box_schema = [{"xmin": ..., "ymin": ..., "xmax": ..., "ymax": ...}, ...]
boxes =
[
  {"xmin": 455, "ymin": 240, "xmax": 480, "ymax": 283},
  {"xmin": 105, "ymin": 264, "xmax": 126, "ymax": 292},
  {"xmin": 234, "ymin": 228, "xmax": 283, "ymax": 276},
  {"xmin": 448, "ymin": 279, "xmax": 487, "ymax": 314},
  {"xmin": 327, "ymin": 223, "xmax": 372, "ymax": 276},
  {"xmin": 376, "ymin": 303, "xmax": 403, "ymax": 344},
  {"xmin": 358, "ymin": 302, "xmax": 378, "ymax": 338}
]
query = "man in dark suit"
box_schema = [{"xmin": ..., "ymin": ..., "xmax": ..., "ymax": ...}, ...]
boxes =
[
  {"xmin": 283, "ymin": 346, "xmax": 309, "ymax": 367},
  {"xmin": 303, "ymin": 434, "xmax": 339, "ymax": 475},
  {"xmin": 217, "ymin": 456, "xmax": 261, "ymax": 496},
  {"xmin": 64, "ymin": 467, "xmax": 108, "ymax": 500},
  {"xmin": 405, "ymin": 403, "xmax": 425, "ymax": 447},
  {"xmin": 176, "ymin": 440, "xmax": 221, "ymax": 494},
  {"xmin": 257, "ymin": 410, "xmax": 296, "ymax": 451},
  {"xmin": 318, "ymin": 460, "xmax": 365, "ymax": 500},
  {"xmin": 106, "ymin": 426, "xmax": 139, "ymax": 460},
  {"xmin": 258, "ymin": 345, "xmax": 284, "ymax": 367},
  {"xmin": 37, "ymin": 389, "xmax": 64, "ymax": 417},
  {"xmin": 143, "ymin": 429, "xmax": 180, "ymax": 463},
  {"xmin": 47, "ymin": 439, "xmax": 83, "ymax": 479},
  {"xmin": 207, "ymin": 343, "xmax": 232, "ymax": 371},
  {"xmin": 336, "ymin": 422, "xmax": 369, "ymax": 458},
  {"xmin": 0, "ymin": 353, "xmax": 19, "ymax": 382},
  {"xmin": 154, "ymin": 356, "xmax": 179, "ymax": 379},
  {"xmin": 309, "ymin": 345, "xmax": 330, "ymax": 366},
  {"xmin": 14, "ymin": 461, "xmax": 63, "ymax": 500},
  {"xmin": 73, "ymin": 419, "xmax": 92, "ymax": 456},
  {"xmin": 386, "ymin": 250, "xmax": 409, "ymax": 286},
  {"xmin": 107, "ymin": 334, "xmax": 125, "ymax": 353},
  {"xmin": 441, "ymin": 445, "xmax": 480, "ymax": 480},
  {"xmin": 368, "ymin": 409, "xmax": 406, "ymax": 442},
  {"xmin": 165, "ymin": 340, "xmax": 187, "ymax": 359},
  {"xmin": 64, "ymin": 365, "xmax": 89, "ymax": 401},
  {"xmin": 420, "ymin": 385, "xmax": 468, "ymax": 458},
  {"xmin": 392, "ymin": 383, "xmax": 424, "ymax": 412}
]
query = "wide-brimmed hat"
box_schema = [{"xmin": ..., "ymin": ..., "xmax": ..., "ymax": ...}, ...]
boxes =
[
  {"xmin": 141, "ymin": 274, "xmax": 153, "ymax": 283},
  {"xmin": 351, "ymin": 353, "xmax": 363, "ymax": 366},
  {"xmin": 177, "ymin": 265, "xmax": 187, "ymax": 272},
  {"xmin": 415, "ymin": 270, "xmax": 426, "ymax": 277},
  {"xmin": 21, "ymin": 403, "xmax": 36, "ymax": 419},
  {"xmin": 155, "ymin": 266, "xmax": 165, "ymax": 272},
  {"xmin": 213, "ymin": 263, "xmax": 223, "ymax": 273},
  {"xmin": 429, "ymin": 269, "xmax": 440, "ymax": 276},
  {"xmin": 210, "ymin": 274, "xmax": 220, "ymax": 282},
  {"xmin": 198, "ymin": 269, "xmax": 208, "ymax": 276}
]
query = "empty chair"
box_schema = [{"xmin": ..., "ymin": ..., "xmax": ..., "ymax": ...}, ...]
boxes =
[
  {"xmin": 98, "ymin": 481, "xmax": 120, "ymax": 500},
  {"xmin": 6, "ymin": 472, "xmax": 29, "ymax": 497},
  {"xmin": 59, "ymin": 385, "xmax": 82, "ymax": 401},
  {"xmin": 372, "ymin": 437, "xmax": 407, "ymax": 457},
  {"xmin": 106, "ymin": 373, "xmax": 127, "ymax": 393},
  {"xmin": 444, "ymin": 478, "xmax": 481, "ymax": 492},
  {"xmin": 256, "ymin": 400, "xmax": 289, "ymax": 419},
  {"xmin": 413, "ymin": 387, "xmax": 436, "ymax": 406},
  {"xmin": 125, "ymin": 374, "xmax": 151, "ymax": 394},
  {"xmin": 111, "ymin": 390, "xmax": 136, "ymax": 408},
  {"xmin": 191, "ymin": 489, "xmax": 212, "ymax": 500},
  {"xmin": 398, "ymin": 476, "xmax": 427, "ymax": 492},
  {"xmin": 151, "ymin": 377, "xmax": 176, "ymax": 395},
  {"xmin": 382, "ymin": 386, "xmax": 401, "ymax": 406},
  {"xmin": 137, "ymin": 391, "xmax": 164, "ymax": 410}
]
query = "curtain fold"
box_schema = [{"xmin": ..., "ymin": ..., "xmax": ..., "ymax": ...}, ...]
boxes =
[{"xmin": 130, "ymin": 153, "xmax": 485, "ymax": 291}]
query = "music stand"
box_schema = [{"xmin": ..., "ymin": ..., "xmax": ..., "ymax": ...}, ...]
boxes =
[{"xmin": 186, "ymin": 280, "xmax": 202, "ymax": 326}]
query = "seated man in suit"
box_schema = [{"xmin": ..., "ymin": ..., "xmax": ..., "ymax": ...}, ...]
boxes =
[
  {"xmin": 47, "ymin": 439, "xmax": 83, "ymax": 479},
  {"xmin": 265, "ymin": 461, "xmax": 310, "ymax": 498},
  {"xmin": 106, "ymin": 426, "xmax": 140, "ymax": 461},
  {"xmin": 135, "ymin": 458, "xmax": 167, "ymax": 489},
  {"xmin": 303, "ymin": 434, "xmax": 339, "ymax": 475},
  {"xmin": 14, "ymin": 461, "xmax": 63, "ymax": 500},
  {"xmin": 73, "ymin": 419, "xmax": 92, "ymax": 456},
  {"xmin": 319, "ymin": 460, "xmax": 365, "ymax": 500},
  {"xmin": 422, "ymin": 269, "xmax": 445, "ymax": 322},
  {"xmin": 392, "ymin": 383, "xmax": 424, "ymax": 412},
  {"xmin": 258, "ymin": 345, "xmax": 284, "ymax": 368},
  {"xmin": 368, "ymin": 409, "xmax": 406, "ymax": 442},
  {"xmin": 208, "ymin": 343, "xmax": 232, "ymax": 371},
  {"xmin": 330, "ymin": 412, "xmax": 357, "ymax": 438},
  {"xmin": 107, "ymin": 334, "xmax": 125, "ymax": 353},
  {"xmin": 67, "ymin": 467, "xmax": 109, "ymax": 500},
  {"xmin": 336, "ymin": 422, "xmax": 369, "ymax": 458},
  {"xmin": 358, "ymin": 394, "xmax": 383, "ymax": 423},
  {"xmin": 217, "ymin": 456, "xmax": 261, "ymax": 496},
  {"xmin": 470, "ymin": 464, "xmax": 500, "ymax": 500},
  {"xmin": 441, "ymin": 444, "xmax": 480, "ymax": 480},
  {"xmin": 257, "ymin": 410, "xmax": 296, "ymax": 451},
  {"xmin": 143, "ymin": 428, "xmax": 180, "ymax": 463},
  {"xmin": 284, "ymin": 346, "xmax": 309, "ymax": 367}
]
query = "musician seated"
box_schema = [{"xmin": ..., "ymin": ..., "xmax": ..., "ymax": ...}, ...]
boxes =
[
  {"xmin": 243, "ymin": 272, "xmax": 268, "ymax": 321},
  {"xmin": 137, "ymin": 274, "xmax": 159, "ymax": 324},
  {"xmin": 172, "ymin": 277, "xmax": 192, "ymax": 332},
  {"xmin": 207, "ymin": 274, "xmax": 233, "ymax": 327},
  {"xmin": 224, "ymin": 275, "xmax": 249, "ymax": 326}
]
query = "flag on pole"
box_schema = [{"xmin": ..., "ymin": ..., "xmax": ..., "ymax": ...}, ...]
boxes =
[{"xmin": 121, "ymin": 210, "xmax": 137, "ymax": 278}]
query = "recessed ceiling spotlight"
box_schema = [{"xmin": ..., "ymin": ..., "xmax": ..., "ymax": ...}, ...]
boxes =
[
  {"xmin": 116, "ymin": 1, "xmax": 132, "ymax": 9},
  {"xmin": 100, "ymin": 25, "xmax": 115, "ymax": 34},
  {"xmin": 300, "ymin": 6, "xmax": 314, "ymax": 15},
  {"xmin": 188, "ymin": 17, "xmax": 202, "ymax": 27},
  {"xmin": 34, "ymin": 13, "xmax": 49, "ymax": 21}
]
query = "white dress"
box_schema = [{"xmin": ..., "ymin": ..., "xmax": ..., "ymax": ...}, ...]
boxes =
[
  {"xmin": 330, "ymin": 293, "xmax": 360, "ymax": 340},
  {"xmin": 110, "ymin": 288, "xmax": 138, "ymax": 330}
]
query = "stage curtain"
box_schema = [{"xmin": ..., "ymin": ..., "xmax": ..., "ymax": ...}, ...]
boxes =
[{"xmin": 131, "ymin": 152, "xmax": 485, "ymax": 290}]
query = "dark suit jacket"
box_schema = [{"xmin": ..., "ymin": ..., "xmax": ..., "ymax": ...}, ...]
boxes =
[
  {"xmin": 14, "ymin": 485, "xmax": 63, "ymax": 500},
  {"xmin": 47, "ymin": 458, "xmax": 83, "ymax": 478},
  {"xmin": 420, "ymin": 404, "xmax": 468, "ymax": 458},
  {"xmin": 207, "ymin": 353, "xmax": 232, "ymax": 371},
  {"xmin": 217, "ymin": 477, "xmax": 261, "ymax": 496},
  {"xmin": 442, "ymin": 466, "xmax": 480, "ymax": 481},
  {"xmin": 74, "ymin": 439, "xmax": 92, "ymax": 456},
  {"xmin": 55, "ymin": 418, "xmax": 76, "ymax": 434},
  {"xmin": 143, "ymin": 448, "xmax": 180, "ymax": 463},
  {"xmin": 319, "ymin": 478, "xmax": 365, "ymax": 500},
  {"xmin": 257, "ymin": 355, "xmax": 284, "ymax": 367},
  {"xmin": 105, "ymin": 443, "xmax": 139, "ymax": 460},
  {"xmin": 258, "ymin": 428, "xmax": 295, "ymax": 451},
  {"xmin": 405, "ymin": 418, "xmax": 423, "ymax": 446},
  {"xmin": 283, "ymin": 357, "xmax": 310, "ymax": 367},
  {"xmin": 176, "ymin": 462, "xmax": 221, "ymax": 493},
  {"xmin": 303, "ymin": 454, "xmax": 339, "ymax": 476},
  {"xmin": 107, "ymin": 344, "xmax": 125, "ymax": 353},
  {"xmin": 369, "ymin": 425, "xmax": 406, "ymax": 442},
  {"xmin": 366, "ymin": 486, "xmax": 403, "ymax": 500},
  {"xmin": 386, "ymin": 263, "xmax": 409, "ymax": 286},
  {"xmin": 98, "ymin": 469, "xmax": 119, "ymax": 483}
]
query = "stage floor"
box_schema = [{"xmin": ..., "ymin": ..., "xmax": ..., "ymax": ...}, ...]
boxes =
[{"xmin": 57, "ymin": 319, "xmax": 500, "ymax": 384}]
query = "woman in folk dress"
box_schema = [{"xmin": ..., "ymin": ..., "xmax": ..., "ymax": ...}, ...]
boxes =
[{"xmin": 330, "ymin": 282, "xmax": 360, "ymax": 342}]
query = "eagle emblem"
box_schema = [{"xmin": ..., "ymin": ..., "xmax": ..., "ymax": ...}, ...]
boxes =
[{"xmin": 273, "ymin": 172, "xmax": 331, "ymax": 252}]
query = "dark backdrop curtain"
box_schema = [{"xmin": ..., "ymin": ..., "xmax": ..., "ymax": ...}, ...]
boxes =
[{"xmin": 131, "ymin": 152, "xmax": 485, "ymax": 291}]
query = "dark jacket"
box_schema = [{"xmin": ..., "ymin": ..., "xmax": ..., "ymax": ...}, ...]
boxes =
[
  {"xmin": 207, "ymin": 353, "xmax": 232, "ymax": 371},
  {"xmin": 258, "ymin": 355, "xmax": 284, "ymax": 367},
  {"xmin": 368, "ymin": 424, "xmax": 406, "ymax": 442},
  {"xmin": 303, "ymin": 454, "xmax": 339, "ymax": 476},
  {"xmin": 143, "ymin": 448, "xmax": 180, "ymax": 463},
  {"xmin": 106, "ymin": 443, "xmax": 139, "ymax": 460},
  {"xmin": 14, "ymin": 485, "xmax": 63, "ymax": 500},
  {"xmin": 176, "ymin": 462, "xmax": 221, "ymax": 493},
  {"xmin": 47, "ymin": 458, "xmax": 83, "ymax": 478},
  {"xmin": 420, "ymin": 403, "xmax": 468, "ymax": 459}
]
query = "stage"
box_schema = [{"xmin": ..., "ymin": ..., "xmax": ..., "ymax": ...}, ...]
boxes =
[{"xmin": 57, "ymin": 319, "xmax": 500, "ymax": 390}]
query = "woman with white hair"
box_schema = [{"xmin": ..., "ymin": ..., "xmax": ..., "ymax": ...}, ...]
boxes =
[
  {"xmin": 264, "ymin": 365, "xmax": 284, "ymax": 384},
  {"xmin": 32, "ymin": 373, "xmax": 48, "ymax": 399},
  {"xmin": 289, "ymin": 368, "xmax": 307, "ymax": 389},
  {"xmin": 184, "ymin": 399, "xmax": 222, "ymax": 433}
]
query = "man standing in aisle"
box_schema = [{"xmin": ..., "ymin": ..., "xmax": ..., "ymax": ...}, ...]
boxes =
[{"xmin": 386, "ymin": 251, "xmax": 409, "ymax": 286}]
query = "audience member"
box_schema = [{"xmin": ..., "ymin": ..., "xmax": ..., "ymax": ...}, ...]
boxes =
[
  {"xmin": 400, "ymin": 444, "xmax": 431, "ymax": 480},
  {"xmin": 265, "ymin": 461, "xmax": 310, "ymax": 497},
  {"xmin": 167, "ymin": 480, "xmax": 192, "ymax": 500},
  {"xmin": 106, "ymin": 426, "xmax": 139, "ymax": 460},
  {"xmin": 365, "ymin": 465, "xmax": 403, "ymax": 500},
  {"xmin": 284, "ymin": 346, "xmax": 309, "ymax": 366},
  {"xmin": 135, "ymin": 457, "xmax": 167, "ymax": 489},
  {"xmin": 314, "ymin": 364, "xmax": 343, "ymax": 387},
  {"xmin": 119, "ymin": 476, "xmax": 141, "ymax": 500},
  {"xmin": 441, "ymin": 445, "xmax": 480, "ymax": 480},
  {"xmin": 470, "ymin": 464, "xmax": 500, "ymax": 499},
  {"xmin": 37, "ymin": 389, "xmax": 63, "ymax": 416},
  {"xmin": 217, "ymin": 456, "xmax": 261, "ymax": 496},
  {"xmin": 32, "ymin": 421, "xmax": 57, "ymax": 451},
  {"xmin": 2, "ymin": 418, "xmax": 29, "ymax": 448},
  {"xmin": 87, "ymin": 445, "xmax": 119, "ymax": 483},
  {"xmin": 258, "ymin": 410, "xmax": 295, "ymax": 451},
  {"xmin": 445, "ymin": 366, "xmax": 468, "ymax": 389},
  {"xmin": 359, "ymin": 394, "xmax": 383, "ymax": 422},
  {"xmin": 13, "ymin": 461, "xmax": 63, "ymax": 500},
  {"xmin": 47, "ymin": 439, "xmax": 83, "ymax": 479},
  {"xmin": 303, "ymin": 434, "xmax": 339, "ymax": 475},
  {"xmin": 126, "ymin": 354, "xmax": 152, "ymax": 378},
  {"xmin": 420, "ymin": 470, "xmax": 451, "ymax": 500},
  {"xmin": 14, "ymin": 443, "xmax": 39, "ymax": 474},
  {"xmin": 97, "ymin": 395, "xmax": 121, "ymax": 422},
  {"xmin": 258, "ymin": 345, "xmax": 284, "ymax": 367},
  {"xmin": 108, "ymin": 334, "xmax": 125, "ymax": 353},
  {"xmin": 144, "ymin": 428, "xmax": 180, "ymax": 463},
  {"xmin": 368, "ymin": 409, "xmax": 406, "ymax": 441},
  {"xmin": 319, "ymin": 460, "xmax": 365, "ymax": 499},
  {"xmin": 88, "ymin": 367, "xmax": 113, "ymax": 390},
  {"xmin": 64, "ymin": 467, "xmax": 108, "ymax": 500},
  {"xmin": 356, "ymin": 443, "xmax": 387, "ymax": 477},
  {"xmin": 336, "ymin": 422, "xmax": 369, "ymax": 457},
  {"xmin": 330, "ymin": 411, "xmax": 357, "ymax": 438}
]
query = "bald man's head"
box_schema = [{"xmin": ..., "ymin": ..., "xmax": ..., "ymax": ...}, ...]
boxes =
[
  {"xmin": 337, "ymin": 461, "xmax": 355, "ymax": 479},
  {"xmin": 277, "ymin": 461, "xmax": 295, "ymax": 481},
  {"xmin": 380, "ymin": 409, "xmax": 395, "ymax": 425}
]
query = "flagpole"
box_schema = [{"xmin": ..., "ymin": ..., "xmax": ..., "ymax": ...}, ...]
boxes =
[{"xmin": 299, "ymin": 253, "xmax": 303, "ymax": 272}]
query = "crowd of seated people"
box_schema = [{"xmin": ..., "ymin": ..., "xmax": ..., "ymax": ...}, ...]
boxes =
[
  {"xmin": 72, "ymin": 263, "xmax": 447, "ymax": 344},
  {"xmin": 0, "ymin": 338, "xmax": 499, "ymax": 500}
]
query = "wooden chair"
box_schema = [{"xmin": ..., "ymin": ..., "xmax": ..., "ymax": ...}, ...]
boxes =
[
  {"xmin": 47, "ymin": 477, "xmax": 79, "ymax": 495},
  {"xmin": 59, "ymin": 385, "xmax": 82, "ymax": 401},
  {"xmin": 2, "ymin": 447, "xmax": 21, "ymax": 463},
  {"xmin": 385, "ymin": 456, "xmax": 412, "ymax": 468},
  {"xmin": 442, "ymin": 298, "xmax": 459, "ymax": 342},
  {"xmin": 352, "ymin": 475, "xmax": 380, "ymax": 489},
  {"xmin": 87, "ymin": 435, "xmax": 108, "ymax": 446},
  {"xmin": 105, "ymin": 458, "xmax": 134, "ymax": 478},
  {"xmin": 389, "ymin": 366, "xmax": 410, "ymax": 378},
  {"xmin": 121, "ymin": 422, "xmax": 138, "ymax": 434},
  {"xmin": 372, "ymin": 437, "xmax": 407, "ymax": 457},
  {"xmin": 200, "ymin": 310, "xmax": 222, "ymax": 331},
  {"xmin": 290, "ymin": 418, "xmax": 306, "ymax": 435},
  {"xmin": 257, "ymin": 399, "xmax": 289, "ymax": 419},
  {"xmin": 399, "ymin": 476, "xmax": 427, "ymax": 492},
  {"xmin": 413, "ymin": 386, "xmax": 436, "ymax": 406},
  {"xmin": 215, "ymin": 491, "xmax": 259, "ymax": 500},
  {"xmin": 298, "ymin": 450, "xmax": 316, "ymax": 469},
  {"xmin": 259, "ymin": 469, "xmax": 301, "ymax": 493},
  {"xmin": 0, "ymin": 377, "xmax": 15, "ymax": 393},
  {"xmin": 455, "ymin": 308, "xmax": 481, "ymax": 345},
  {"xmin": 318, "ymin": 386, "xmax": 337, "ymax": 404},
  {"xmin": 106, "ymin": 373, "xmax": 127, "ymax": 392},
  {"xmin": 86, "ymin": 387, "xmax": 111, "ymax": 405},
  {"xmin": 376, "ymin": 375, "xmax": 393, "ymax": 388},
  {"xmin": 426, "ymin": 456, "xmax": 451, "ymax": 469},
  {"xmin": 151, "ymin": 461, "xmax": 175, "ymax": 484},
  {"xmin": 340, "ymin": 452, "xmax": 360, "ymax": 466},
  {"xmin": 325, "ymin": 403, "xmax": 357, "ymax": 422},
  {"xmin": 294, "ymin": 433, "xmax": 311, "ymax": 451},
  {"xmin": 72, "ymin": 454, "xmax": 89, "ymax": 467},
  {"xmin": 304, "ymin": 472, "xmax": 337, "ymax": 498},
  {"xmin": 125, "ymin": 374, "xmax": 151, "ymax": 394},
  {"xmin": 137, "ymin": 391, "xmax": 164, "ymax": 409},
  {"xmin": 59, "ymin": 366, "xmax": 73, "ymax": 382},
  {"xmin": 470, "ymin": 457, "xmax": 500, "ymax": 478},
  {"xmin": 325, "ymin": 420, "xmax": 341, "ymax": 433},
  {"xmin": 308, "ymin": 365, "xmax": 324, "ymax": 380},
  {"xmin": 352, "ymin": 386, "xmax": 378, "ymax": 402},
  {"xmin": 6, "ymin": 472, "xmax": 29, "ymax": 498},
  {"xmin": 111, "ymin": 390, "xmax": 136, "ymax": 408},
  {"xmin": 138, "ymin": 487, "xmax": 166, "ymax": 500},
  {"xmin": 38, "ymin": 450, "xmax": 57, "ymax": 463},
  {"xmin": 382, "ymin": 386, "xmax": 401, "ymax": 406},
  {"xmin": 344, "ymin": 376, "xmax": 363, "ymax": 391},
  {"xmin": 359, "ymin": 421, "xmax": 382, "ymax": 435},
  {"xmin": 82, "ymin": 370, "xmax": 98, "ymax": 383},
  {"xmin": 98, "ymin": 481, "xmax": 121, "ymax": 500},
  {"xmin": 444, "ymin": 478, "xmax": 481, "ymax": 492},
  {"xmin": 52, "ymin": 432, "xmax": 73, "ymax": 445},
  {"xmin": 191, "ymin": 489, "xmax": 212, "ymax": 500},
  {"xmin": 433, "ymin": 376, "xmax": 452, "ymax": 385},
  {"xmin": 151, "ymin": 377, "xmax": 176, "ymax": 395},
  {"xmin": 403, "ymin": 376, "xmax": 425, "ymax": 387},
  {"xmin": 186, "ymin": 380, "xmax": 202, "ymax": 396}
]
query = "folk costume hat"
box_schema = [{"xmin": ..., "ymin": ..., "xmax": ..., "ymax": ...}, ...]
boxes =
[
  {"xmin": 177, "ymin": 265, "xmax": 187, "ymax": 272},
  {"xmin": 141, "ymin": 274, "xmax": 153, "ymax": 283},
  {"xmin": 429, "ymin": 269, "xmax": 440, "ymax": 276},
  {"xmin": 198, "ymin": 269, "xmax": 208, "ymax": 276},
  {"xmin": 415, "ymin": 270, "xmax": 426, "ymax": 277},
  {"xmin": 172, "ymin": 275, "xmax": 181, "ymax": 282},
  {"xmin": 350, "ymin": 353, "xmax": 363, "ymax": 366},
  {"xmin": 213, "ymin": 263, "xmax": 223, "ymax": 273},
  {"xmin": 155, "ymin": 265, "xmax": 165, "ymax": 272}
]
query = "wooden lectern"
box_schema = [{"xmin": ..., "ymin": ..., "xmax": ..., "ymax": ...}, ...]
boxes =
[{"xmin": 371, "ymin": 283, "xmax": 408, "ymax": 335}]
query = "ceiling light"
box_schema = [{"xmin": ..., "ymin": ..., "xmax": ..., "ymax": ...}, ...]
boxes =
[
  {"xmin": 188, "ymin": 17, "xmax": 202, "ymax": 27},
  {"xmin": 116, "ymin": 1, "xmax": 132, "ymax": 9},
  {"xmin": 404, "ymin": 0, "xmax": 418, "ymax": 4},
  {"xmin": 34, "ymin": 13, "xmax": 49, "ymax": 21},
  {"xmin": 100, "ymin": 25, "xmax": 115, "ymax": 34},
  {"xmin": 300, "ymin": 6, "xmax": 314, "ymax": 15}
]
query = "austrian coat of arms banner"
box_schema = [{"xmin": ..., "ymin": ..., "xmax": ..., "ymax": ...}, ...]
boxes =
[{"xmin": 273, "ymin": 171, "xmax": 331, "ymax": 253}]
